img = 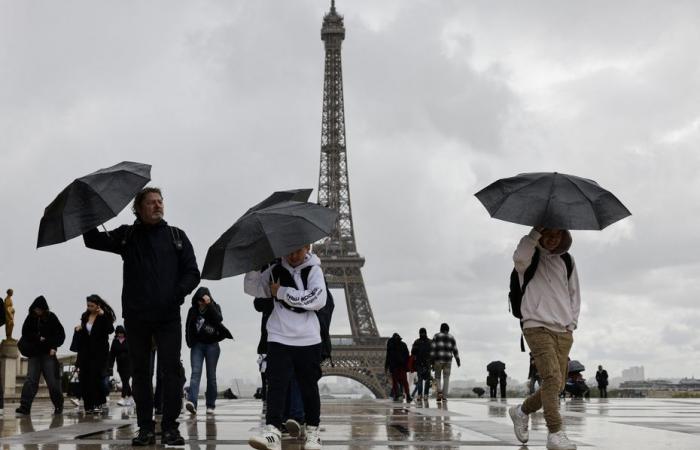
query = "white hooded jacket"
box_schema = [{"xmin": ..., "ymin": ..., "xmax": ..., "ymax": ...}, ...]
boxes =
[
  {"xmin": 244, "ymin": 253, "xmax": 327, "ymax": 346},
  {"xmin": 514, "ymin": 228, "xmax": 581, "ymax": 333}
]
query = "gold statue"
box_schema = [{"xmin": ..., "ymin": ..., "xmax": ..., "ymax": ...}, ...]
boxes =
[{"xmin": 4, "ymin": 289, "xmax": 15, "ymax": 340}]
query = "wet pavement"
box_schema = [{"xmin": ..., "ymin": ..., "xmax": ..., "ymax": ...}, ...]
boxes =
[{"xmin": 0, "ymin": 397, "xmax": 698, "ymax": 448}]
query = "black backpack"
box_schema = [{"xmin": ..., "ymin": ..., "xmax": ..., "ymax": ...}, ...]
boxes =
[
  {"xmin": 271, "ymin": 264, "xmax": 335, "ymax": 364},
  {"xmin": 508, "ymin": 248, "xmax": 573, "ymax": 350}
]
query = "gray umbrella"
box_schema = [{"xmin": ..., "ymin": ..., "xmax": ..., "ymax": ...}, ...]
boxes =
[
  {"xmin": 37, "ymin": 161, "xmax": 151, "ymax": 248},
  {"xmin": 474, "ymin": 172, "xmax": 631, "ymax": 230},
  {"xmin": 201, "ymin": 199, "xmax": 337, "ymax": 280},
  {"xmin": 568, "ymin": 360, "xmax": 586, "ymax": 373},
  {"xmin": 244, "ymin": 188, "xmax": 313, "ymax": 214}
]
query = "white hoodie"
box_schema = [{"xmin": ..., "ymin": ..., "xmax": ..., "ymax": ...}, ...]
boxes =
[
  {"xmin": 514, "ymin": 228, "xmax": 581, "ymax": 333},
  {"xmin": 244, "ymin": 253, "xmax": 327, "ymax": 346}
]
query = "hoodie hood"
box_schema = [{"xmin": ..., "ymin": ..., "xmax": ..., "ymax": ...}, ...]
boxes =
[
  {"xmin": 391, "ymin": 333, "xmax": 402, "ymax": 341},
  {"xmin": 540, "ymin": 229, "xmax": 572, "ymax": 255},
  {"xmin": 280, "ymin": 252, "xmax": 321, "ymax": 272},
  {"xmin": 29, "ymin": 295, "xmax": 49, "ymax": 312},
  {"xmin": 192, "ymin": 286, "xmax": 212, "ymax": 306},
  {"xmin": 115, "ymin": 325, "xmax": 126, "ymax": 335}
]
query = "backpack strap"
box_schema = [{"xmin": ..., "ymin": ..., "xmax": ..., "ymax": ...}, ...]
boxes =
[
  {"xmin": 271, "ymin": 264, "xmax": 305, "ymax": 313},
  {"xmin": 521, "ymin": 248, "xmax": 541, "ymax": 294},
  {"xmin": 561, "ymin": 253, "xmax": 573, "ymax": 279},
  {"xmin": 170, "ymin": 226, "xmax": 184, "ymax": 251}
]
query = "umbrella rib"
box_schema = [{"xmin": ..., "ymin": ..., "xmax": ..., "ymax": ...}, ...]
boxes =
[
  {"xmin": 76, "ymin": 179, "xmax": 121, "ymax": 216},
  {"xmin": 563, "ymin": 177, "xmax": 602, "ymax": 229},
  {"xmin": 489, "ymin": 174, "xmax": 550, "ymax": 217}
]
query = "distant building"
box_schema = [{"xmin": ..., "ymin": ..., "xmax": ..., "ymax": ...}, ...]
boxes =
[
  {"xmin": 621, "ymin": 366, "xmax": 645, "ymax": 381},
  {"xmin": 618, "ymin": 378, "xmax": 700, "ymax": 397}
]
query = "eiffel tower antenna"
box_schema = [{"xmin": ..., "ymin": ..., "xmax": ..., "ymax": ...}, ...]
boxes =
[{"xmin": 315, "ymin": 0, "xmax": 389, "ymax": 397}]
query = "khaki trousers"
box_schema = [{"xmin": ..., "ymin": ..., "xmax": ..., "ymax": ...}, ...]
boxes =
[{"xmin": 521, "ymin": 327, "xmax": 573, "ymax": 433}]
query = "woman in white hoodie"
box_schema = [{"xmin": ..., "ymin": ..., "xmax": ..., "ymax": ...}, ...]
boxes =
[{"xmin": 508, "ymin": 227, "xmax": 581, "ymax": 450}]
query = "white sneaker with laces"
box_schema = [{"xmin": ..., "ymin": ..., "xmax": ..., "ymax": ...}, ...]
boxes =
[
  {"xmin": 185, "ymin": 400, "xmax": 196, "ymax": 415},
  {"xmin": 304, "ymin": 425, "xmax": 322, "ymax": 450},
  {"xmin": 508, "ymin": 404, "xmax": 529, "ymax": 443},
  {"xmin": 547, "ymin": 430, "xmax": 577, "ymax": 450},
  {"xmin": 70, "ymin": 398, "xmax": 80, "ymax": 407},
  {"xmin": 206, "ymin": 407, "xmax": 215, "ymax": 414},
  {"xmin": 248, "ymin": 424, "xmax": 282, "ymax": 450},
  {"xmin": 117, "ymin": 398, "xmax": 127, "ymax": 406}
]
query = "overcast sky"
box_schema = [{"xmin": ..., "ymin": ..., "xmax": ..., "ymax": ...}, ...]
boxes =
[{"xmin": 2, "ymin": 0, "xmax": 699, "ymax": 391}]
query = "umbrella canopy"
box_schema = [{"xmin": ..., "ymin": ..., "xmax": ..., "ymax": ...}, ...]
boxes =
[
  {"xmin": 37, "ymin": 161, "xmax": 151, "ymax": 248},
  {"xmin": 568, "ymin": 360, "xmax": 586, "ymax": 373},
  {"xmin": 487, "ymin": 361, "xmax": 506, "ymax": 372},
  {"xmin": 474, "ymin": 172, "xmax": 631, "ymax": 230},
  {"xmin": 244, "ymin": 188, "xmax": 313, "ymax": 214},
  {"xmin": 201, "ymin": 199, "xmax": 337, "ymax": 280}
]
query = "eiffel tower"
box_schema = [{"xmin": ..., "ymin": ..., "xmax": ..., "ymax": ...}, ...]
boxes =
[{"xmin": 314, "ymin": 1, "xmax": 390, "ymax": 398}]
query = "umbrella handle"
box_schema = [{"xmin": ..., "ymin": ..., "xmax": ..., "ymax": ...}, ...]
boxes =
[{"xmin": 101, "ymin": 224, "xmax": 111, "ymax": 237}]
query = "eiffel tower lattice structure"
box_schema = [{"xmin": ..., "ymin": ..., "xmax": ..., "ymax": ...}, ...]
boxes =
[{"xmin": 314, "ymin": 1, "xmax": 390, "ymax": 399}]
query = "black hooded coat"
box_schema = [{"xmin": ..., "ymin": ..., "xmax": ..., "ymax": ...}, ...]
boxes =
[
  {"xmin": 20, "ymin": 296, "xmax": 65, "ymax": 356},
  {"xmin": 109, "ymin": 326, "xmax": 131, "ymax": 374},
  {"xmin": 75, "ymin": 310, "xmax": 114, "ymax": 374},
  {"xmin": 185, "ymin": 287, "xmax": 233, "ymax": 348},
  {"xmin": 385, "ymin": 333, "xmax": 409, "ymax": 371}
]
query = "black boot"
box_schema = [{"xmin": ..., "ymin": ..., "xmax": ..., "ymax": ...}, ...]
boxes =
[
  {"xmin": 132, "ymin": 429, "xmax": 156, "ymax": 446},
  {"xmin": 162, "ymin": 428, "xmax": 185, "ymax": 446}
]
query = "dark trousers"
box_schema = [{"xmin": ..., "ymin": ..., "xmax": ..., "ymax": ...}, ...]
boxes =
[
  {"xmin": 20, "ymin": 354, "xmax": 63, "ymax": 411},
  {"xmin": 489, "ymin": 385, "xmax": 497, "ymax": 398},
  {"xmin": 599, "ymin": 385, "xmax": 608, "ymax": 398},
  {"xmin": 416, "ymin": 371, "xmax": 431, "ymax": 397},
  {"xmin": 149, "ymin": 350, "xmax": 164, "ymax": 410},
  {"xmin": 390, "ymin": 368, "xmax": 410, "ymax": 399},
  {"xmin": 266, "ymin": 342, "xmax": 321, "ymax": 429},
  {"xmin": 79, "ymin": 360, "xmax": 107, "ymax": 410},
  {"xmin": 118, "ymin": 369, "xmax": 132, "ymax": 397},
  {"xmin": 125, "ymin": 318, "xmax": 184, "ymax": 432},
  {"xmin": 499, "ymin": 378, "xmax": 507, "ymax": 399}
]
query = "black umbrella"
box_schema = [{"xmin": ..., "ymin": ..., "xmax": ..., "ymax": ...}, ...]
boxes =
[
  {"xmin": 37, "ymin": 161, "xmax": 151, "ymax": 248},
  {"xmin": 201, "ymin": 199, "xmax": 337, "ymax": 280},
  {"xmin": 487, "ymin": 361, "xmax": 506, "ymax": 372},
  {"xmin": 568, "ymin": 360, "xmax": 585, "ymax": 373},
  {"xmin": 475, "ymin": 172, "xmax": 631, "ymax": 230},
  {"xmin": 244, "ymin": 188, "xmax": 313, "ymax": 214}
]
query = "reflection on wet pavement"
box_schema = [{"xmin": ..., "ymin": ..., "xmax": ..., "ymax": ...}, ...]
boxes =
[{"xmin": 0, "ymin": 397, "xmax": 697, "ymax": 448}]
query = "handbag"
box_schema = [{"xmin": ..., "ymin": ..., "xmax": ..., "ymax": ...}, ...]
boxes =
[{"xmin": 69, "ymin": 330, "xmax": 81, "ymax": 352}]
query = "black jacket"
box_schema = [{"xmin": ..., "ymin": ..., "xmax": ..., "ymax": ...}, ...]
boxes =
[
  {"xmin": 83, "ymin": 220, "xmax": 200, "ymax": 322},
  {"xmin": 411, "ymin": 336, "xmax": 432, "ymax": 370},
  {"xmin": 21, "ymin": 296, "xmax": 65, "ymax": 356},
  {"xmin": 385, "ymin": 333, "xmax": 409, "ymax": 371},
  {"xmin": 254, "ymin": 297, "xmax": 273, "ymax": 355},
  {"xmin": 75, "ymin": 313, "xmax": 114, "ymax": 372},
  {"xmin": 109, "ymin": 336, "xmax": 131, "ymax": 373},
  {"xmin": 185, "ymin": 287, "xmax": 233, "ymax": 348},
  {"xmin": 596, "ymin": 370, "xmax": 609, "ymax": 387}
]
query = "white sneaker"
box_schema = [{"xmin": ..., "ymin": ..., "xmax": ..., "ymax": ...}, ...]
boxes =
[
  {"xmin": 117, "ymin": 398, "xmax": 127, "ymax": 406},
  {"xmin": 206, "ymin": 407, "xmax": 215, "ymax": 414},
  {"xmin": 185, "ymin": 400, "xmax": 196, "ymax": 415},
  {"xmin": 508, "ymin": 404, "xmax": 529, "ymax": 443},
  {"xmin": 284, "ymin": 418, "xmax": 304, "ymax": 439},
  {"xmin": 248, "ymin": 424, "xmax": 281, "ymax": 450},
  {"xmin": 126, "ymin": 397, "xmax": 135, "ymax": 406},
  {"xmin": 70, "ymin": 398, "xmax": 80, "ymax": 407},
  {"xmin": 547, "ymin": 430, "xmax": 577, "ymax": 450},
  {"xmin": 304, "ymin": 425, "xmax": 322, "ymax": 450}
]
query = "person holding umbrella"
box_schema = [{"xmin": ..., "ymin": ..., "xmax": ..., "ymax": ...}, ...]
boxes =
[
  {"xmin": 508, "ymin": 227, "xmax": 580, "ymax": 450},
  {"xmin": 83, "ymin": 187, "xmax": 200, "ymax": 446},
  {"xmin": 245, "ymin": 244, "xmax": 327, "ymax": 450}
]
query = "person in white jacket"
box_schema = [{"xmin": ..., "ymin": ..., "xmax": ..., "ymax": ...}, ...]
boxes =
[
  {"xmin": 245, "ymin": 244, "xmax": 326, "ymax": 450},
  {"xmin": 509, "ymin": 227, "xmax": 580, "ymax": 450}
]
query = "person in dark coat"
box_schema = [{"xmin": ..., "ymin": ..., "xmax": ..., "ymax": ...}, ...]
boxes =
[
  {"xmin": 109, "ymin": 325, "xmax": 132, "ymax": 406},
  {"xmin": 83, "ymin": 187, "xmax": 200, "ymax": 446},
  {"xmin": 595, "ymin": 365, "xmax": 609, "ymax": 398},
  {"xmin": 16, "ymin": 295, "xmax": 65, "ymax": 415},
  {"xmin": 74, "ymin": 295, "xmax": 115, "ymax": 413},
  {"xmin": 184, "ymin": 287, "xmax": 232, "ymax": 415},
  {"xmin": 254, "ymin": 297, "xmax": 273, "ymax": 401},
  {"xmin": 411, "ymin": 328, "xmax": 432, "ymax": 401},
  {"xmin": 385, "ymin": 333, "xmax": 411, "ymax": 403}
]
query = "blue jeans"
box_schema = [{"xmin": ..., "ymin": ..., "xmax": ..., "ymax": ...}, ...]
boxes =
[
  {"xmin": 188, "ymin": 342, "xmax": 220, "ymax": 408},
  {"xmin": 416, "ymin": 372, "xmax": 431, "ymax": 396}
]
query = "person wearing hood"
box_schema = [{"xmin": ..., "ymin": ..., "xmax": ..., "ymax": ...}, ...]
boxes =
[
  {"xmin": 184, "ymin": 287, "xmax": 232, "ymax": 415},
  {"xmin": 83, "ymin": 187, "xmax": 200, "ymax": 446},
  {"xmin": 74, "ymin": 294, "xmax": 115, "ymax": 414},
  {"xmin": 110, "ymin": 325, "xmax": 133, "ymax": 406},
  {"xmin": 16, "ymin": 295, "xmax": 65, "ymax": 415},
  {"xmin": 385, "ymin": 333, "xmax": 411, "ymax": 402},
  {"xmin": 508, "ymin": 227, "xmax": 581, "ymax": 450},
  {"xmin": 411, "ymin": 328, "xmax": 432, "ymax": 402},
  {"xmin": 244, "ymin": 244, "xmax": 327, "ymax": 450}
]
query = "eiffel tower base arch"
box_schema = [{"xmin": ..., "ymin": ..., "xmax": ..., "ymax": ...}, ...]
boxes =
[{"xmin": 322, "ymin": 337, "xmax": 391, "ymax": 398}]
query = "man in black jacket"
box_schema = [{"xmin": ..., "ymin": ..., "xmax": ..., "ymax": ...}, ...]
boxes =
[
  {"xmin": 83, "ymin": 187, "xmax": 200, "ymax": 446},
  {"xmin": 385, "ymin": 333, "xmax": 411, "ymax": 403},
  {"xmin": 16, "ymin": 296, "xmax": 65, "ymax": 415}
]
